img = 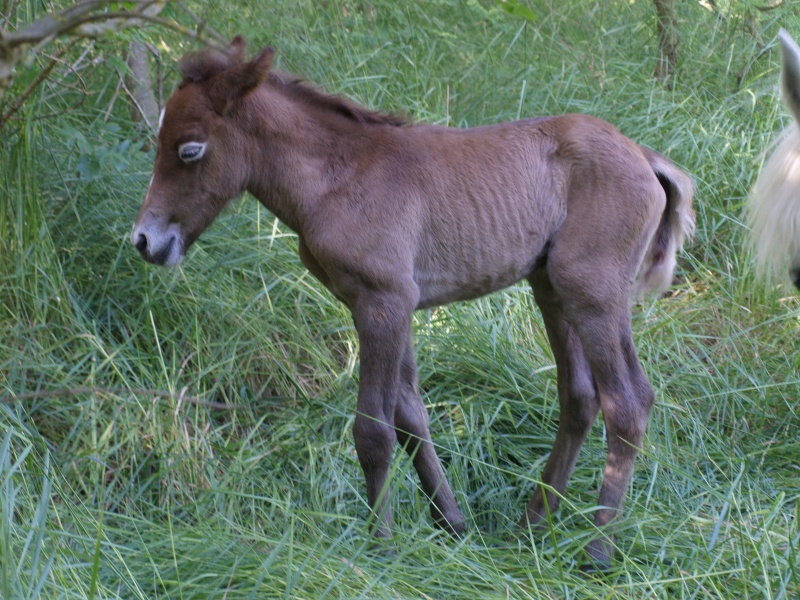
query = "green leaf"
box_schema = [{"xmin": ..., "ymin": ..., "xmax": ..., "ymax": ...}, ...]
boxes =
[{"xmin": 498, "ymin": 0, "xmax": 537, "ymax": 22}]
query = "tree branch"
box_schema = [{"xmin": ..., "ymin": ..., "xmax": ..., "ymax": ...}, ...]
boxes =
[
  {"xmin": 2, "ymin": 1, "xmax": 155, "ymax": 48},
  {"xmin": 124, "ymin": 39, "xmax": 159, "ymax": 131},
  {"xmin": 653, "ymin": 0, "xmax": 679, "ymax": 82},
  {"xmin": 0, "ymin": 38, "xmax": 79, "ymax": 129},
  {"xmin": 1, "ymin": 2, "xmax": 162, "ymax": 98},
  {"xmin": 0, "ymin": 0, "xmax": 231, "ymax": 128},
  {"xmin": 756, "ymin": 0, "xmax": 784, "ymax": 11}
]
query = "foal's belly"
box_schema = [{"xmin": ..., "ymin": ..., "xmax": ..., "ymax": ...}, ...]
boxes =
[
  {"xmin": 411, "ymin": 204, "xmax": 555, "ymax": 309},
  {"xmin": 413, "ymin": 253, "xmax": 541, "ymax": 309}
]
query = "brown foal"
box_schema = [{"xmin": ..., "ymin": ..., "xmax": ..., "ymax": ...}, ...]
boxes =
[{"xmin": 131, "ymin": 37, "xmax": 694, "ymax": 567}]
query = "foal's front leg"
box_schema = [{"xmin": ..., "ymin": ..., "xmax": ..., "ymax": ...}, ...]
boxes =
[
  {"xmin": 351, "ymin": 289, "xmax": 416, "ymax": 539},
  {"xmin": 395, "ymin": 339, "xmax": 465, "ymax": 535}
]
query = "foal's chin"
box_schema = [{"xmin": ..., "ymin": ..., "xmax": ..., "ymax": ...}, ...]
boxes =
[{"xmin": 149, "ymin": 246, "xmax": 184, "ymax": 267}]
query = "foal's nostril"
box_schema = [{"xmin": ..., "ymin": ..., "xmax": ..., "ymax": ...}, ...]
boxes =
[{"xmin": 135, "ymin": 233, "xmax": 148, "ymax": 255}]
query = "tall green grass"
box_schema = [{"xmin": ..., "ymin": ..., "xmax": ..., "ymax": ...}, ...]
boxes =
[{"xmin": 1, "ymin": 0, "xmax": 798, "ymax": 597}]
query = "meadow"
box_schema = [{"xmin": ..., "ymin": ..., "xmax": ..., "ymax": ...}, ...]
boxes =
[{"xmin": 1, "ymin": 1, "xmax": 798, "ymax": 598}]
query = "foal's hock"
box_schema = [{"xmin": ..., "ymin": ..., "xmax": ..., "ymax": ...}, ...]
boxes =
[{"xmin": 131, "ymin": 37, "xmax": 695, "ymax": 567}]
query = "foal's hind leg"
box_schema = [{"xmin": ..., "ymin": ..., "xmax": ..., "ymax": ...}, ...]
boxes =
[
  {"xmin": 394, "ymin": 339, "xmax": 465, "ymax": 535},
  {"xmin": 572, "ymin": 310, "xmax": 654, "ymax": 568},
  {"xmin": 542, "ymin": 256, "xmax": 656, "ymax": 568},
  {"xmin": 519, "ymin": 269, "xmax": 600, "ymax": 529}
]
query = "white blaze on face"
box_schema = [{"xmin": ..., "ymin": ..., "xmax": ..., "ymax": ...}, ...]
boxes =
[
  {"xmin": 158, "ymin": 107, "xmax": 166, "ymax": 132},
  {"xmin": 145, "ymin": 173, "xmax": 155, "ymax": 197}
]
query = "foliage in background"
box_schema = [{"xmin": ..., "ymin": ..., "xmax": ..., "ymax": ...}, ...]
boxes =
[{"xmin": 1, "ymin": 0, "xmax": 799, "ymax": 598}]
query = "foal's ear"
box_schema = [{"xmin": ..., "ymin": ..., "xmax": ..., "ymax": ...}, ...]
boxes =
[
  {"xmin": 779, "ymin": 29, "xmax": 800, "ymax": 125},
  {"xmin": 229, "ymin": 35, "xmax": 247, "ymax": 62},
  {"xmin": 239, "ymin": 47, "xmax": 275, "ymax": 94},
  {"xmin": 210, "ymin": 46, "xmax": 275, "ymax": 115}
]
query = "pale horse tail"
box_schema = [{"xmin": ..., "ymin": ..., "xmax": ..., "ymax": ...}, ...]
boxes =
[{"xmin": 633, "ymin": 151, "xmax": 696, "ymax": 299}]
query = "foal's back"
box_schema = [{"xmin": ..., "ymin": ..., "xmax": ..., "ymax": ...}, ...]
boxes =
[{"xmin": 362, "ymin": 114, "xmax": 664, "ymax": 309}]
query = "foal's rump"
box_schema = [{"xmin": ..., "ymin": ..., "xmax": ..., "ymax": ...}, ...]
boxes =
[{"xmin": 526, "ymin": 114, "xmax": 693, "ymax": 301}]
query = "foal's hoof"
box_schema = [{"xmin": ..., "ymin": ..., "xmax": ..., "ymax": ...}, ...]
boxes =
[
  {"xmin": 579, "ymin": 539, "xmax": 614, "ymax": 574},
  {"xmin": 579, "ymin": 558, "xmax": 612, "ymax": 575},
  {"xmin": 432, "ymin": 512, "xmax": 466, "ymax": 538},
  {"xmin": 513, "ymin": 514, "xmax": 549, "ymax": 542},
  {"xmin": 367, "ymin": 535, "xmax": 396, "ymax": 558},
  {"xmin": 578, "ymin": 561, "xmax": 613, "ymax": 576}
]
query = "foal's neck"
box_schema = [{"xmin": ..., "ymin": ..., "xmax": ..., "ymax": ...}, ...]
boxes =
[{"xmin": 242, "ymin": 85, "xmax": 380, "ymax": 234}]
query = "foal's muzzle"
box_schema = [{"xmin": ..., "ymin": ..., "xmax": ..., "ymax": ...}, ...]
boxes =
[
  {"xmin": 134, "ymin": 232, "xmax": 176, "ymax": 265},
  {"xmin": 130, "ymin": 219, "xmax": 183, "ymax": 266}
]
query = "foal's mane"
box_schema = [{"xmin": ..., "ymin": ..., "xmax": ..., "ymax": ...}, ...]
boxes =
[
  {"xmin": 178, "ymin": 42, "xmax": 408, "ymax": 127},
  {"xmin": 269, "ymin": 72, "xmax": 408, "ymax": 127}
]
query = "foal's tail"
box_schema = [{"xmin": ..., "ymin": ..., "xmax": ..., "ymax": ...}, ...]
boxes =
[{"xmin": 633, "ymin": 151, "xmax": 695, "ymax": 299}]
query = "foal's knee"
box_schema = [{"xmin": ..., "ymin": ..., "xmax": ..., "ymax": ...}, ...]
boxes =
[{"xmin": 353, "ymin": 414, "xmax": 396, "ymax": 467}]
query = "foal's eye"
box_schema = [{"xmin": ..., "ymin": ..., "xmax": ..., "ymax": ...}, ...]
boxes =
[{"xmin": 178, "ymin": 142, "xmax": 207, "ymax": 163}]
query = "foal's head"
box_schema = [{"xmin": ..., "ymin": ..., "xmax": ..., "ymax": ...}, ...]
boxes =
[{"xmin": 131, "ymin": 37, "xmax": 273, "ymax": 265}]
